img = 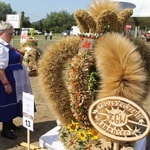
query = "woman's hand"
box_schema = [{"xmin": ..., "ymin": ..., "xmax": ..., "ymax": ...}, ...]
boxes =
[
  {"xmin": 0, "ymin": 69, "xmax": 12, "ymax": 94},
  {"xmin": 4, "ymin": 84, "xmax": 12, "ymax": 94}
]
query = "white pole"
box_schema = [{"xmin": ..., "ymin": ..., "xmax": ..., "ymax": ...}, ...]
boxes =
[
  {"xmin": 27, "ymin": 129, "xmax": 30, "ymax": 150},
  {"xmin": 113, "ymin": 141, "xmax": 119, "ymax": 150}
]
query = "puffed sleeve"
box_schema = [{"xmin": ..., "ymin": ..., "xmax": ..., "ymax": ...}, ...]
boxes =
[{"xmin": 0, "ymin": 45, "xmax": 9, "ymax": 69}]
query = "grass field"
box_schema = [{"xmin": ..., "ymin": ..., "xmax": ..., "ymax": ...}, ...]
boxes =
[{"xmin": 13, "ymin": 33, "xmax": 62, "ymax": 51}]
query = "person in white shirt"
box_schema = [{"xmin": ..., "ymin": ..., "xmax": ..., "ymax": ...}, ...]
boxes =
[{"xmin": 49, "ymin": 31, "xmax": 53, "ymax": 40}]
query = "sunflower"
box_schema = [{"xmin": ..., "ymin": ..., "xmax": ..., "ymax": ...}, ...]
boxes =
[
  {"xmin": 67, "ymin": 121, "xmax": 79, "ymax": 132},
  {"xmin": 88, "ymin": 128, "xmax": 100, "ymax": 140},
  {"xmin": 78, "ymin": 130, "xmax": 87, "ymax": 141}
]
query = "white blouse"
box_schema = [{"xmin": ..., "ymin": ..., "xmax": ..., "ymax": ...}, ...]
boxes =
[{"xmin": 0, "ymin": 39, "xmax": 9, "ymax": 69}]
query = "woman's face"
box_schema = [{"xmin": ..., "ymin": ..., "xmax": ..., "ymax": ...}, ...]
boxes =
[{"xmin": 0, "ymin": 29, "xmax": 14, "ymax": 43}]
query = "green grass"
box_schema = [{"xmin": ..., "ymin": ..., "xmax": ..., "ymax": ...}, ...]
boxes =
[{"xmin": 13, "ymin": 33, "xmax": 62, "ymax": 51}]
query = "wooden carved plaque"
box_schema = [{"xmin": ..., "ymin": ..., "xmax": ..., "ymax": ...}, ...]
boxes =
[{"xmin": 88, "ymin": 96, "xmax": 150, "ymax": 142}]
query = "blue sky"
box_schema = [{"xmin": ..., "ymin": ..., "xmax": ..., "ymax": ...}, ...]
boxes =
[{"xmin": 3, "ymin": 0, "xmax": 91, "ymax": 22}]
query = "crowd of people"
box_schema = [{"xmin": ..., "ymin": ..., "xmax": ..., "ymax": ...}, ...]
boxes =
[{"xmin": 124, "ymin": 26, "xmax": 150, "ymax": 44}]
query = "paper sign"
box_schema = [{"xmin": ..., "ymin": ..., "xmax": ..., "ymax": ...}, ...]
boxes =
[
  {"xmin": 20, "ymin": 30, "xmax": 28, "ymax": 43},
  {"xmin": 23, "ymin": 92, "xmax": 34, "ymax": 131},
  {"xmin": 23, "ymin": 116, "xmax": 34, "ymax": 131},
  {"xmin": 6, "ymin": 14, "xmax": 20, "ymax": 28}
]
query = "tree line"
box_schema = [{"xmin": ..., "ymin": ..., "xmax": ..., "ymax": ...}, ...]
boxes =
[{"xmin": 0, "ymin": 2, "xmax": 77, "ymax": 33}]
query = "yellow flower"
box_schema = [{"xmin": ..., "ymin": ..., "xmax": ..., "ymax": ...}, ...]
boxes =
[
  {"xmin": 78, "ymin": 130, "xmax": 87, "ymax": 141},
  {"xmin": 67, "ymin": 121, "xmax": 79, "ymax": 132},
  {"xmin": 88, "ymin": 128, "xmax": 100, "ymax": 140}
]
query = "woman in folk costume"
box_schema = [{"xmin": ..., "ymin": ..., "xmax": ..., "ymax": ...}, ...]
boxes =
[{"xmin": 0, "ymin": 21, "xmax": 34, "ymax": 139}]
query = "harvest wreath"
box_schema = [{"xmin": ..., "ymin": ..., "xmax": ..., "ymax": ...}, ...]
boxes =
[
  {"xmin": 20, "ymin": 37, "xmax": 43, "ymax": 76},
  {"xmin": 65, "ymin": 34, "xmax": 100, "ymax": 128},
  {"xmin": 38, "ymin": 0, "xmax": 150, "ymax": 149}
]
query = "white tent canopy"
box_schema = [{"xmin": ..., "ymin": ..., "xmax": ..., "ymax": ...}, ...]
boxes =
[{"xmin": 112, "ymin": 0, "xmax": 150, "ymax": 27}]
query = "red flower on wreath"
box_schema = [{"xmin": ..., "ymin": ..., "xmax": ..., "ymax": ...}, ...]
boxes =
[
  {"xmin": 72, "ymin": 81, "xmax": 77, "ymax": 87},
  {"xmin": 75, "ymin": 105, "xmax": 79, "ymax": 109},
  {"xmin": 82, "ymin": 41, "xmax": 91, "ymax": 48},
  {"xmin": 73, "ymin": 68, "xmax": 77, "ymax": 72},
  {"xmin": 77, "ymin": 55, "xmax": 82, "ymax": 60},
  {"xmin": 74, "ymin": 93, "xmax": 78, "ymax": 98}
]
